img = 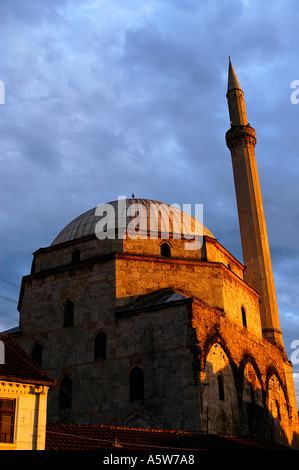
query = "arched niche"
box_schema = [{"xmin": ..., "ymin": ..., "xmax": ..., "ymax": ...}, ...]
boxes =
[{"xmin": 201, "ymin": 343, "xmax": 238, "ymax": 434}]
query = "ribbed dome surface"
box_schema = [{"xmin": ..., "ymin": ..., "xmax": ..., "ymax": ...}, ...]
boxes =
[{"xmin": 51, "ymin": 198, "xmax": 214, "ymax": 246}]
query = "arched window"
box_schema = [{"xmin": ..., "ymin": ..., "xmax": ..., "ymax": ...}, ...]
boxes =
[
  {"xmin": 32, "ymin": 343, "xmax": 42, "ymax": 367},
  {"xmin": 64, "ymin": 300, "xmax": 74, "ymax": 327},
  {"xmin": 94, "ymin": 332, "xmax": 107, "ymax": 360},
  {"xmin": 129, "ymin": 367, "xmax": 144, "ymax": 401},
  {"xmin": 161, "ymin": 242, "xmax": 171, "ymax": 258},
  {"xmin": 241, "ymin": 306, "xmax": 247, "ymax": 328},
  {"xmin": 59, "ymin": 375, "xmax": 72, "ymax": 409},
  {"xmin": 71, "ymin": 249, "xmax": 80, "ymax": 264},
  {"xmin": 218, "ymin": 374, "xmax": 225, "ymax": 401}
]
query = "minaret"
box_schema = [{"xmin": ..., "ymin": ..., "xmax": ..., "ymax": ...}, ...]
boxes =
[{"xmin": 225, "ymin": 58, "xmax": 284, "ymax": 350}]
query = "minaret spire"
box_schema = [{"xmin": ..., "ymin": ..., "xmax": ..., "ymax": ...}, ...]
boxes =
[
  {"xmin": 225, "ymin": 59, "xmax": 284, "ymax": 350},
  {"xmin": 227, "ymin": 56, "xmax": 242, "ymax": 92},
  {"xmin": 226, "ymin": 58, "xmax": 248, "ymax": 126}
]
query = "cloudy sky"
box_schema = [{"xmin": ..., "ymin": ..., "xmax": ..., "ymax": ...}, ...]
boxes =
[{"xmin": 1, "ymin": 1, "xmax": 298, "ymax": 402}]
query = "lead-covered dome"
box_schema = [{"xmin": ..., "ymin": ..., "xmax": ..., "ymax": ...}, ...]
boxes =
[{"xmin": 51, "ymin": 198, "xmax": 214, "ymax": 246}]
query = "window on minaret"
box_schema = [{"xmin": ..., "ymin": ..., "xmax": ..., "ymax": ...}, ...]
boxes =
[
  {"xmin": 59, "ymin": 375, "xmax": 72, "ymax": 409},
  {"xmin": 241, "ymin": 306, "xmax": 247, "ymax": 328},
  {"xmin": 161, "ymin": 242, "xmax": 171, "ymax": 258},
  {"xmin": 63, "ymin": 300, "xmax": 74, "ymax": 327},
  {"xmin": 129, "ymin": 367, "xmax": 144, "ymax": 401},
  {"xmin": 218, "ymin": 374, "xmax": 225, "ymax": 401},
  {"xmin": 94, "ymin": 332, "xmax": 107, "ymax": 360}
]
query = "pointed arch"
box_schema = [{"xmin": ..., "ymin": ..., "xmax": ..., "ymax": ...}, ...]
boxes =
[
  {"xmin": 71, "ymin": 248, "xmax": 81, "ymax": 264},
  {"xmin": 160, "ymin": 242, "xmax": 171, "ymax": 258},
  {"xmin": 266, "ymin": 368, "xmax": 290, "ymax": 418},
  {"xmin": 239, "ymin": 353, "xmax": 263, "ymax": 381},
  {"xmin": 122, "ymin": 410, "xmax": 154, "ymax": 429},
  {"xmin": 266, "ymin": 367, "xmax": 289, "ymax": 408},
  {"xmin": 266, "ymin": 371, "xmax": 291, "ymax": 444},
  {"xmin": 239, "ymin": 353, "xmax": 264, "ymax": 403},
  {"xmin": 201, "ymin": 342, "xmax": 238, "ymax": 435},
  {"xmin": 217, "ymin": 409, "xmax": 230, "ymax": 434},
  {"xmin": 202, "ymin": 330, "xmax": 236, "ymax": 376}
]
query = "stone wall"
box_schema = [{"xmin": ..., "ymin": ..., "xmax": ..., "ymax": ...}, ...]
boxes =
[
  {"xmin": 115, "ymin": 253, "xmax": 262, "ymax": 336},
  {"xmin": 191, "ymin": 301, "xmax": 299, "ymax": 445},
  {"xmin": 14, "ymin": 235, "xmax": 299, "ymax": 447},
  {"xmin": 32, "ymin": 236, "xmax": 123, "ymax": 274}
]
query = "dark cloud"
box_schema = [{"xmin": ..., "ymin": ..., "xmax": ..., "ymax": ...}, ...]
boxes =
[
  {"xmin": 1, "ymin": 0, "xmax": 298, "ymax": 399},
  {"xmin": 1, "ymin": 0, "xmax": 69, "ymax": 25}
]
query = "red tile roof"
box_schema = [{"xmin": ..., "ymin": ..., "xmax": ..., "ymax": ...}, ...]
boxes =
[
  {"xmin": 45, "ymin": 422, "xmax": 292, "ymax": 451},
  {"xmin": 0, "ymin": 334, "xmax": 56, "ymax": 386}
]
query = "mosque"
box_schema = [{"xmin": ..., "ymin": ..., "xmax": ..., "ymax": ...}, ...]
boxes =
[{"xmin": 6, "ymin": 60, "xmax": 299, "ymax": 447}]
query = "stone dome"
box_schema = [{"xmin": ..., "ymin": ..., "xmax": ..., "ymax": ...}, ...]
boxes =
[{"xmin": 51, "ymin": 198, "xmax": 214, "ymax": 246}]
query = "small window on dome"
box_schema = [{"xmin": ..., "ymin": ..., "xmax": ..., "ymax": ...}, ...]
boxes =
[
  {"xmin": 71, "ymin": 249, "xmax": 80, "ymax": 264},
  {"xmin": 161, "ymin": 242, "xmax": 171, "ymax": 258}
]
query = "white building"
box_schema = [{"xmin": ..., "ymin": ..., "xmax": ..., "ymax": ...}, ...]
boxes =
[{"xmin": 0, "ymin": 334, "xmax": 56, "ymax": 450}]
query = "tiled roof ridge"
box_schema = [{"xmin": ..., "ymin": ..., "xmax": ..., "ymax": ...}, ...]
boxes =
[
  {"xmin": 47, "ymin": 421, "xmax": 198, "ymax": 436},
  {"xmin": 46, "ymin": 422, "xmax": 293, "ymax": 450}
]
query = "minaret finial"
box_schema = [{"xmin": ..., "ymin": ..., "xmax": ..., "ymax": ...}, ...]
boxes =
[
  {"xmin": 227, "ymin": 57, "xmax": 242, "ymax": 94},
  {"xmin": 226, "ymin": 59, "xmax": 248, "ymax": 126}
]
